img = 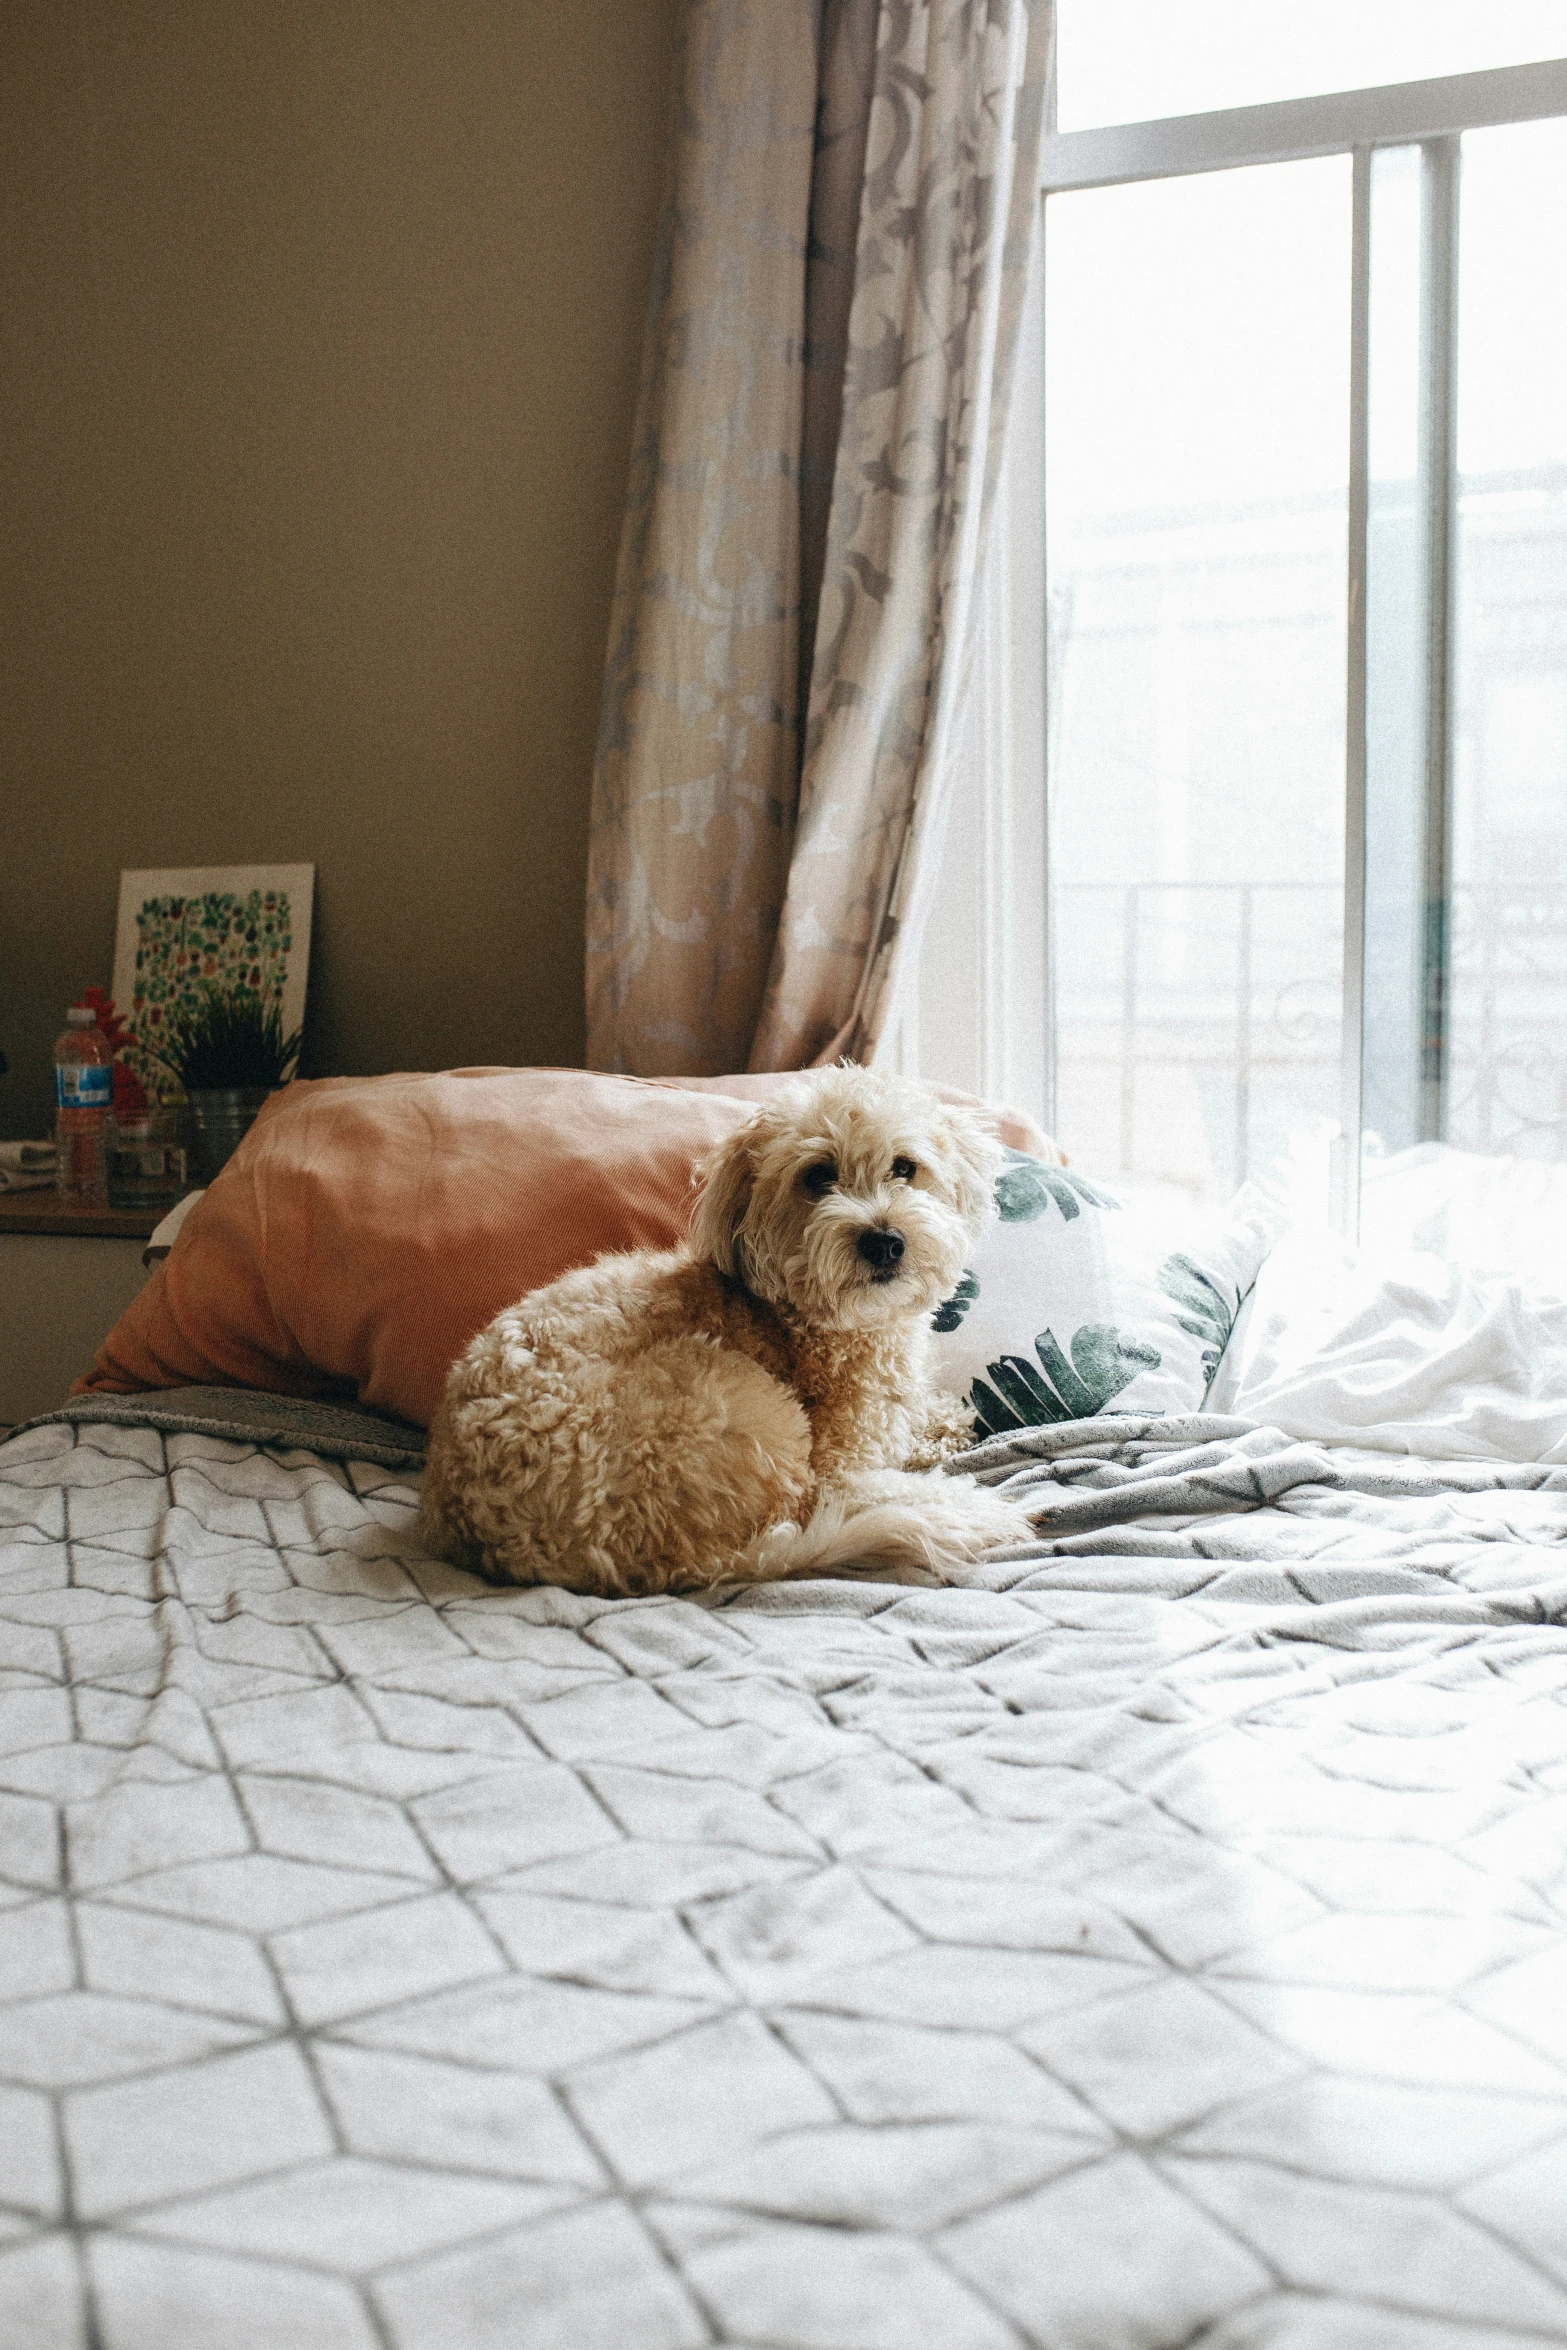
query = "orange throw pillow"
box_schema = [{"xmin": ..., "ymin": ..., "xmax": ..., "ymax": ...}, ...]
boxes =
[{"xmin": 76, "ymin": 1066, "xmax": 1057, "ymax": 1428}]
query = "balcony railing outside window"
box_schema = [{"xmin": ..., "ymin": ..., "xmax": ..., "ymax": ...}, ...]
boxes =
[{"xmin": 1056, "ymin": 874, "xmax": 1566, "ymax": 1206}]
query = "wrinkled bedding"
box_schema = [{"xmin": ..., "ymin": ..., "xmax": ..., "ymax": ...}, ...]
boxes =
[
  {"xmin": 1209, "ymin": 1226, "xmax": 1567, "ymax": 1467},
  {"xmin": 4, "ymin": 1406, "xmax": 1567, "ymax": 2349}
]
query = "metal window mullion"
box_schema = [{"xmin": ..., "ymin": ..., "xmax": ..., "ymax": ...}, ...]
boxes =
[
  {"xmin": 1419, "ymin": 137, "xmax": 1461, "ymax": 1142},
  {"xmin": 1339, "ymin": 144, "xmax": 1372, "ymax": 1239},
  {"xmin": 1039, "ymin": 186, "xmax": 1056, "ymax": 1136},
  {"xmin": 1038, "ymin": 32, "xmax": 1058, "ymax": 1134}
]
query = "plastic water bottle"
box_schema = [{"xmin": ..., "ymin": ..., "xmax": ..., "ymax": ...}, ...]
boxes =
[{"xmin": 53, "ymin": 1006, "xmax": 114, "ymax": 1206}]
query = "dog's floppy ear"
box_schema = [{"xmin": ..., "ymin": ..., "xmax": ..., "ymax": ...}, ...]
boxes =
[
  {"xmin": 928, "ymin": 1106, "xmax": 1003, "ymax": 1231},
  {"xmin": 688, "ymin": 1118, "xmax": 758, "ymax": 1277}
]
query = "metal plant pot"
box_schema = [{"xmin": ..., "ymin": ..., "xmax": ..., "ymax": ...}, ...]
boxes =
[{"xmin": 186, "ymin": 1088, "xmax": 271, "ymax": 1184}]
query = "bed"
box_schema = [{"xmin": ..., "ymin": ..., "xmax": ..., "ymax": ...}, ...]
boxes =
[{"xmin": 6, "ymin": 1318, "xmax": 1567, "ymax": 2349}]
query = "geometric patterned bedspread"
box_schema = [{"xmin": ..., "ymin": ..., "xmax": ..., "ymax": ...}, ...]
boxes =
[{"xmin": 4, "ymin": 1413, "xmax": 1567, "ymax": 2350}]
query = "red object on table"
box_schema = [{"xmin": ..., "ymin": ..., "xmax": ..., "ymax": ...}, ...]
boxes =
[{"xmin": 78, "ymin": 986, "xmax": 150, "ymax": 1123}]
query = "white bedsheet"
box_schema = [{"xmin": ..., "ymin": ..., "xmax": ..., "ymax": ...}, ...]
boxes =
[
  {"xmin": 1361, "ymin": 1143, "xmax": 1567, "ymax": 1291},
  {"xmin": 1209, "ymin": 1147, "xmax": 1567, "ymax": 1464}
]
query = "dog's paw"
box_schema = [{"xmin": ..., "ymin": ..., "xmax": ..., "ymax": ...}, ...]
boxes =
[{"xmin": 903, "ymin": 1389, "xmax": 982, "ymax": 1470}]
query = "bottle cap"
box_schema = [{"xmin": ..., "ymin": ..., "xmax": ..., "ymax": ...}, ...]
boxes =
[{"xmin": 66, "ymin": 1006, "xmax": 97, "ymax": 1027}]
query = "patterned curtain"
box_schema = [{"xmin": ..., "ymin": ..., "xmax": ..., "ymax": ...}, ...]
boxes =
[{"xmin": 586, "ymin": 0, "xmax": 1051, "ymax": 1075}]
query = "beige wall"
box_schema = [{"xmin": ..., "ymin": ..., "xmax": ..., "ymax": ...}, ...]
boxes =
[{"xmin": 0, "ymin": 0, "xmax": 678, "ymax": 1140}]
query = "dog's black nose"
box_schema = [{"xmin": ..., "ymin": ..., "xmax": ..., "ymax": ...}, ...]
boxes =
[{"xmin": 857, "ymin": 1226, "xmax": 905, "ymax": 1270}]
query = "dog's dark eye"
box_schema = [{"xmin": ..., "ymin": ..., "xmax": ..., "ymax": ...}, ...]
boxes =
[
  {"xmin": 891, "ymin": 1156, "xmax": 917, "ymax": 1182},
  {"xmin": 802, "ymin": 1160, "xmax": 837, "ymax": 1197}
]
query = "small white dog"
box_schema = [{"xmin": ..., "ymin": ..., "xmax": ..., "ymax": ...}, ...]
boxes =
[{"xmin": 419, "ymin": 1065, "xmax": 1034, "ymax": 1596}]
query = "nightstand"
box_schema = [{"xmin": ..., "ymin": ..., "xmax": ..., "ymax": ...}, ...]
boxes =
[{"xmin": 0, "ymin": 1193, "xmax": 163, "ymax": 1424}]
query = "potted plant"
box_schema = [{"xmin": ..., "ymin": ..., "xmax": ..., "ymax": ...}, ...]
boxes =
[{"xmin": 148, "ymin": 981, "xmax": 303, "ymax": 1182}]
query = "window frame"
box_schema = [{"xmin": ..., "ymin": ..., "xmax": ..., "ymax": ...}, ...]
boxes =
[{"xmin": 1036, "ymin": 58, "xmax": 1567, "ymax": 1229}]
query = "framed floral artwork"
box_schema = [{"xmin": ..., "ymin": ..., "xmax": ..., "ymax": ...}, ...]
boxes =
[{"xmin": 111, "ymin": 864, "xmax": 315, "ymax": 1089}]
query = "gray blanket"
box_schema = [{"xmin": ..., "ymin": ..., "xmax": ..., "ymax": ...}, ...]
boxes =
[{"xmin": 4, "ymin": 1404, "xmax": 1567, "ymax": 2349}]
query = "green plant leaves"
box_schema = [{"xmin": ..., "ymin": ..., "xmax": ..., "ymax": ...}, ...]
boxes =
[
  {"xmin": 970, "ymin": 1322, "xmax": 1162, "ymax": 1434},
  {"xmin": 147, "ymin": 981, "xmax": 303, "ymax": 1091},
  {"xmin": 1155, "ymin": 1252, "xmax": 1236, "ymax": 1385},
  {"xmin": 995, "ymin": 1150, "xmax": 1121, "ymax": 1224},
  {"xmin": 931, "ymin": 1271, "xmax": 980, "ymax": 1332}
]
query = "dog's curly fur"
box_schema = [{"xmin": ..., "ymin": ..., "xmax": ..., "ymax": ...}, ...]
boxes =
[{"xmin": 418, "ymin": 1065, "xmax": 1035, "ymax": 1595}]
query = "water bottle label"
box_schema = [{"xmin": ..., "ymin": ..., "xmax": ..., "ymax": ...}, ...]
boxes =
[{"xmin": 56, "ymin": 1065, "xmax": 113, "ymax": 1108}]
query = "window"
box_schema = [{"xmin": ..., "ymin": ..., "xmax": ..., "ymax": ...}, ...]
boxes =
[
  {"xmin": 911, "ymin": 23, "xmax": 1567, "ymax": 1226},
  {"xmin": 1044, "ymin": 153, "xmax": 1351, "ymax": 1213},
  {"xmin": 1057, "ymin": 0, "xmax": 1567, "ymax": 133}
]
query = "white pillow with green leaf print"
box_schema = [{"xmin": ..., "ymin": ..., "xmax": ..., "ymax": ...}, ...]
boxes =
[{"xmin": 928, "ymin": 1152, "xmax": 1281, "ymax": 1437}]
